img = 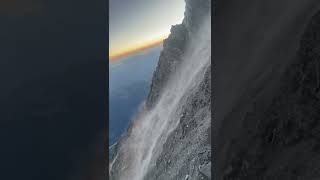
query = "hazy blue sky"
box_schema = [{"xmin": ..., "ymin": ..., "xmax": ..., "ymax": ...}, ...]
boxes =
[{"xmin": 109, "ymin": 0, "xmax": 185, "ymax": 58}]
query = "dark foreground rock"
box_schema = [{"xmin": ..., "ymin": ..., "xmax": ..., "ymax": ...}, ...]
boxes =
[{"xmin": 215, "ymin": 0, "xmax": 320, "ymax": 179}]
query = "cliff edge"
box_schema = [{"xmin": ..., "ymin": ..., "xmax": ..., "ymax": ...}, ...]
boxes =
[{"xmin": 110, "ymin": 0, "xmax": 212, "ymax": 180}]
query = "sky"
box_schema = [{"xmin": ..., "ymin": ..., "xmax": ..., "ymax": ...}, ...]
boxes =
[{"xmin": 109, "ymin": 0, "xmax": 185, "ymax": 61}]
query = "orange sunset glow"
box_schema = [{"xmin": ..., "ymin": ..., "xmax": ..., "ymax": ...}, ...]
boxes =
[
  {"xmin": 109, "ymin": 0, "xmax": 184, "ymax": 63},
  {"xmin": 109, "ymin": 34, "xmax": 168, "ymax": 62}
]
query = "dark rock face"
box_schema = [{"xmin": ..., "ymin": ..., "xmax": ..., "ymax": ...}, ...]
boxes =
[{"xmin": 215, "ymin": 1, "xmax": 320, "ymax": 179}]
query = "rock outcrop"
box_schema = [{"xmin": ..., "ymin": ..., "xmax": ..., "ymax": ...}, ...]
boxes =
[{"xmin": 147, "ymin": 0, "xmax": 211, "ymax": 108}]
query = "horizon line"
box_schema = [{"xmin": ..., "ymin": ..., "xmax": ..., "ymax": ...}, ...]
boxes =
[{"xmin": 109, "ymin": 35, "xmax": 167, "ymax": 62}]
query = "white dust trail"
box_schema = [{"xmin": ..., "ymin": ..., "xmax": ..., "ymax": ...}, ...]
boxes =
[{"xmin": 112, "ymin": 14, "xmax": 211, "ymax": 180}]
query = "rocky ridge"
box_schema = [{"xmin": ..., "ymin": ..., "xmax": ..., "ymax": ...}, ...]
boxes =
[
  {"xmin": 110, "ymin": 0, "xmax": 212, "ymax": 179},
  {"xmin": 147, "ymin": 0, "xmax": 211, "ymax": 108},
  {"xmin": 143, "ymin": 0, "xmax": 212, "ymax": 179}
]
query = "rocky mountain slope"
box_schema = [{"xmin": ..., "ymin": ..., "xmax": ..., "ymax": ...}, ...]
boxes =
[
  {"xmin": 109, "ymin": 0, "xmax": 212, "ymax": 180},
  {"xmin": 147, "ymin": 0, "xmax": 211, "ymax": 108},
  {"xmin": 214, "ymin": 0, "xmax": 320, "ymax": 179}
]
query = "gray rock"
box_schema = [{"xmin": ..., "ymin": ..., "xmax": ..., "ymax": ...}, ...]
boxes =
[
  {"xmin": 215, "ymin": 4, "xmax": 320, "ymax": 180},
  {"xmin": 110, "ymin": 0, "xmax": 212, "ymax": 179}
]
